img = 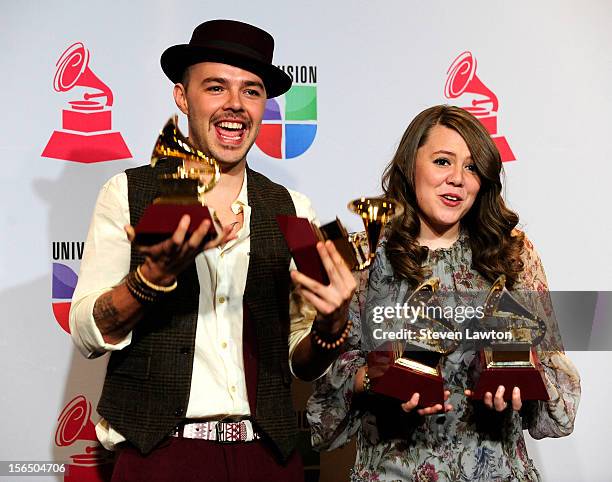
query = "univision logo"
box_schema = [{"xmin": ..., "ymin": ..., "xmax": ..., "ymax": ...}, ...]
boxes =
[
  {"xmin": 52, "ymin": 241, "xmax": 83, "ymax": 334},
  {"xmin": 255, "ymin": 65, "xmax": 317, "ymax": 159}
]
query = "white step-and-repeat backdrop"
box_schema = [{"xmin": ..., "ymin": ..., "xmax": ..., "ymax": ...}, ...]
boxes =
[{"xmin": 1, "ymin": 1, "xmax": 611, "ymax": 481}]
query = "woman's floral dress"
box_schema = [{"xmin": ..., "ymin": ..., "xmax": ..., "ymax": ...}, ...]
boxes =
[{"xmin": 307, "ymin": 232, "xmax": 580, "ymax": 482}]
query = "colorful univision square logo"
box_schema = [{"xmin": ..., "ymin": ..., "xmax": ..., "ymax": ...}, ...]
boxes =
[
  {"xmin": 52, "ymin": 262, "xmax": 78, "ymax": 333},
  {"xmin": 256, "ymin": 85, "xmax": 317, "ymax": 159}
]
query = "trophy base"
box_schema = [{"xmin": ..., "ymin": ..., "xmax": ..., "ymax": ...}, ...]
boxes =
[
  {"xmin": 469, "ymin": 348, "xmax": 549, "ymax": 401},
  {"xmin": 277, "ymin": 215, "xmax": 370, "ymax": 284},
  {"xmin": 277, "ymin": 215, "xmax": 327, "ymax": 283},
  {"xmin": 367, "ymin": 346, "xmax": 444, "ymax": 407},
  {"xmin": 134, "ymin": 203, "xmax": 216, "ymax": 246}
]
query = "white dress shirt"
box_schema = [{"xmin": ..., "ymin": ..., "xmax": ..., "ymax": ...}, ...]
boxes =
[{"xmin": 69, "ymin": 170, "xmax": 318, "ymax": 449}]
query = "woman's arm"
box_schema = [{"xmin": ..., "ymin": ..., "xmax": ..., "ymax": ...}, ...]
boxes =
[{"xmin": 516, "ymin": 234, "xmax": 581, "ymax": 438}]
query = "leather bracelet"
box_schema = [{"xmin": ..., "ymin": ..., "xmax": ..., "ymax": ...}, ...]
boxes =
[
  {"xmin": 311, "ymin": 318, "xmax": 353, "ymax": 350},
  {"xmin": 136, "ymin": 265, "xmax": 178, "ymax": 292}
]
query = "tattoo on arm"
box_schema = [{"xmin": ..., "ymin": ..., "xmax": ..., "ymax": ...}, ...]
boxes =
[{"xmin": 93, "ymin": 291, "xmax": 119, "ymax": 326}]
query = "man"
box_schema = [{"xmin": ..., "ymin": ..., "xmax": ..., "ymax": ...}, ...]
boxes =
[{"xmin": 70, "ymin": 20, "xmax": 355, "ymax": 482}]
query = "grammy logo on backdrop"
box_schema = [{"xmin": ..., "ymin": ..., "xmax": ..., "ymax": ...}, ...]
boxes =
[
  {"xmin": 445, "ymin": 51, "xmax": 515, "ymax": 162},
  {"xmin": 55, "ymin": 395, "xmax": 113, "ymax": 481},
  {"xmin": 42, "ymin": 42, "xmax": 131, "ymax": 163}
]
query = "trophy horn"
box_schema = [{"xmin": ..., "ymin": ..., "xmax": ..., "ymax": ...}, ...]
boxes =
[
  {"xmin": 445, "ymin": 51, "xmax": 498, "ymax": 113},
  {"xmin": 152, "ymin": 115, "xmax": 220, "ymax": 195},
  {"xmin": 401, "ymin": 277, "xmax": 458, "ymax": 356},
  {"xmin": 53, "ymin": 42, "xmax": 114, "ymax": 106},
  {"xmin": 483, "ymin": 275, "xmax": 547, "ymax": 346},
  {"xmin": 348, "ymin": 197, "xmax": 403, "ymax": 269}
]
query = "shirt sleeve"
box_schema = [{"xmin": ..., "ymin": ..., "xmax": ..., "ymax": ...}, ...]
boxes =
[
  {"xmin": 69, "ymin": 173, "xmax": 133, "ymax": 359},
  {"xmin": 286, "ymin": 189, "xmax": 319, "ymax": 375},
  {"xmin": 307, "ymin": 268, "xmax": 370, "ymax": 451}
]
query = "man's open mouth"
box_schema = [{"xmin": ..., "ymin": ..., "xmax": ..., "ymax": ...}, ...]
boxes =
[{"xmin": 215, "ymin": 120, "xmax": 246, "ymax": 144}]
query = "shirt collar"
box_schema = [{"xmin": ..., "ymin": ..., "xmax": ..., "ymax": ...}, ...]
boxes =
[{"xmin": 231, "ymin": 171, "xmax": 249, "ymax": 215}]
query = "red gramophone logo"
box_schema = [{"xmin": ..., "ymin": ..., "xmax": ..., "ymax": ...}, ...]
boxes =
[
  {"xmin": 55, "ymin": 395, "xmax": 113, "ymax": 481},
  {"xmin": 42, "ymin": 42, "xmax": 131, "ymax": 163},
  {"xmin": 445, "ymin": 51, "xmax": 515, "ymax": 162}
]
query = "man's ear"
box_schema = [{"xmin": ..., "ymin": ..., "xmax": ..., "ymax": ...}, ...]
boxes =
[{"xmin": 173, "ymin": 83, "xmax": 189, "ymax": 115}]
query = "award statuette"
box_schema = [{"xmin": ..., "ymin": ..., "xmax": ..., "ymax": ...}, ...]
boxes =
[
  {"xmin": 276, "ymin": 216, "xmax": 364, "ymax": 284},
  {"xmin": 348, "ymin": 197, "xmax": 403, "ymax": 269},
  {"xmin": 469, "ymin": 275, "xmax": 549, "ymax": 401},
  {"xmin": 134, "ymin": 115, "xmax": 220, "ymax": 245},
  {"xmin": 276, "ymin": 197, "xmax": 402, "ymax": 283},
  {"xmin": 367, "ymin": 278, "xmax": 457, "ymax": 407}
]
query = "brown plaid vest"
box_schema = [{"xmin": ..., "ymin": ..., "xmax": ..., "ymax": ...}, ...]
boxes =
[{"xmin": 97, "ymin": 159, "xmax": 298, "ymax": 462}]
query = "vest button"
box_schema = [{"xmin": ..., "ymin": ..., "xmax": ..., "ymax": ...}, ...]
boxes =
[
  {"xmin": 174, "ymin": 408, "xmax": 184, "ymax": 417},
  {"xmin": 180, "ymin": 347, "xmax": 189, "ymax": 355}
]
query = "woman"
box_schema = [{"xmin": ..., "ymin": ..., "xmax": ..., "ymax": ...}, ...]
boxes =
[{"xmin": 306, "ymin": 105, "xmax": 580, "ymax": 482}]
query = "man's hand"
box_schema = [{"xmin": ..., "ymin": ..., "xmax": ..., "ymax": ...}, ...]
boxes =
[
  {"xmin": 289, "ymin": 240, "xmax": 357, "ymax": 381},
  {"xmin": 93, "ymin": 215, "xmax": 235, "ymax": 344},
  {"xmin": 290, "ymin": 240, "xmax": 356, "ymax": 336},
  {"xmin": 464, "ymin": 385, "xmax": 522, "ymax": 412},
  {"xmin": 125, "ymin": 214, "xmax": 235, "ymax": 285}
]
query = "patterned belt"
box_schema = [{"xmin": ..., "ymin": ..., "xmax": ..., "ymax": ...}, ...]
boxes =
[{"xmin": 171, "ymin": 420, "xmax": 261, "ymax": 443}]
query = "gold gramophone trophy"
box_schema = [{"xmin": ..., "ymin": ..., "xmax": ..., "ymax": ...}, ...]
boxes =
[
  {"xmin": 366, "ymin": 278, "xmax": 458, "ymax": 406},
  {"xmin": 469, "ymin": 275, "xmax": 549, "ymax": 401},
  {"xmin": 134, "ymin": 115, "xmax": 220, "ymax": 245},
  {"xmin": 347, "ymin": 197, "xmax": 403, "ymax": 269},
  {"xmin": 276, "ymin": 197, "xmax": 402, "ymax": 283}
]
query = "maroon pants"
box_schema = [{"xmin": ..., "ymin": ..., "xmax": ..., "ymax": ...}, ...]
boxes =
[{"xmin": 111, "ymin": 437, "xmax": 303, "ymax": 482}]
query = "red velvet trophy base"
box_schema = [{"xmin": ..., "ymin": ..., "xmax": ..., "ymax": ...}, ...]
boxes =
[
  {"xmin": 134, "ymin": 204, "xmax": 216, "ymax": 246},
  {"xmin": 276, "ymin": 215, "xmax": 328, "ymax": 284},
  {"xmin": 469, "ymin": 348, "xmax": 549, "ymax": 401},
  {"xmin": 276, "ymin": 215, "xmax": 359, "ymax": 285},
  {"xmin": 367, "ymin": 348, "xmax": 444, "ymax": 407}
]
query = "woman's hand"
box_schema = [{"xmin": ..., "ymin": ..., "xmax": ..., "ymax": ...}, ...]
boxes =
[
  {"xmin": 354, "ymin": 366, "xmax": 453, "ymax": 415},
  {"xmin": 402, "ymin": 390, "xmax": 453, "ymax": 416},
  {"xmin": 464, "ymin": 385, "xmax": 522, "ymax": 411}
]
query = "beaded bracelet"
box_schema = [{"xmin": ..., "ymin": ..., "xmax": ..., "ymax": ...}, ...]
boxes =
[
  {"xmin": 311, "ymin": 318, "xmax": 353, "ymax": 350},
  {"xmin": 125, "ymin": 266, "xmax": 178, "ymax": 304},
  {"xmin": 125, "ymin": 271, "xmax": 157, "ymax": 304},
  {"xmin": 362, "ymin": 366, "xmax": 372, "ymax": 394},
  {"xmin": 136, "ymin": 265, "xmax": 178, "ymax": 292}
]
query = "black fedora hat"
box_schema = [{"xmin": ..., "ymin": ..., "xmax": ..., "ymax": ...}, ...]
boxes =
[{"xmin": 161, "ymin": 20, "xmax": 292, "ymax": 99}]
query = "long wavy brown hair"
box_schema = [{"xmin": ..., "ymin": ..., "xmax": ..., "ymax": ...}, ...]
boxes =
[{"xmin": 381, "ymin": 105, "xmax": 524, "ymax": 288}]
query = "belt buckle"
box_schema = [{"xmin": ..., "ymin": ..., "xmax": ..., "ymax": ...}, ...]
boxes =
[{"xmin": 215, "ymin": 420, "xmax": 248, "ymax": 443}]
